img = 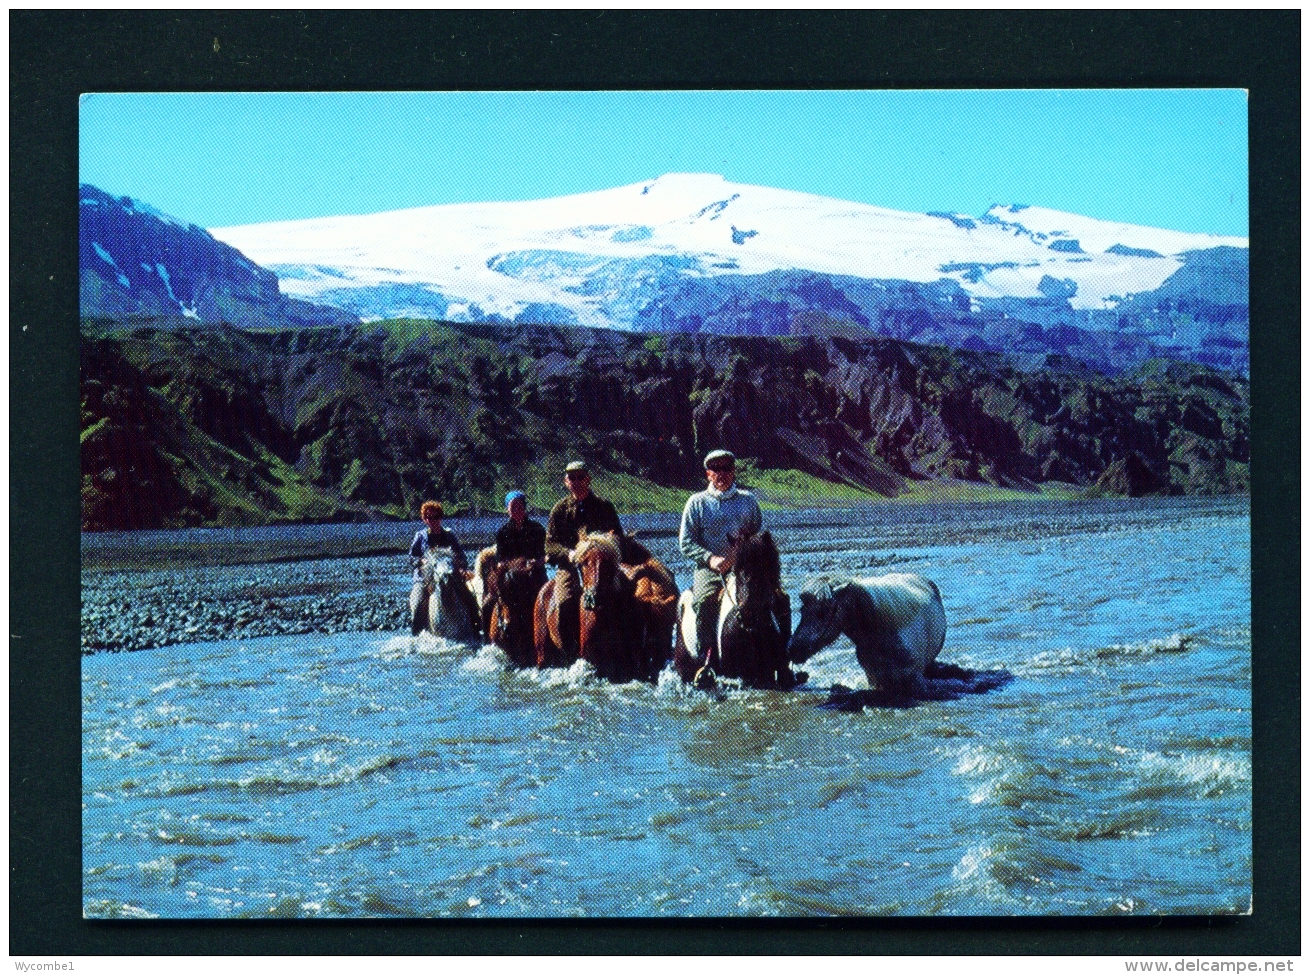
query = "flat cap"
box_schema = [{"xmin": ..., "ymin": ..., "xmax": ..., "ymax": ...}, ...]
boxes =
[
  {"xmin": 564, "ymin": 460, "xmax": 589, "ymax": 474},
  {"xmin": 703, "ymin": 449, "xmax": 736, "ymax": 469}
]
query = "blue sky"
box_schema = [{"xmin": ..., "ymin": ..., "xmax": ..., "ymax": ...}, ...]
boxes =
[{"xmin": 80, "ymin": 90, "xmax": 1248, "ymax": 235}]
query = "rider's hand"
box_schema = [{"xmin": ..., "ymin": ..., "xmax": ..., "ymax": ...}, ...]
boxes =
[{"xmin": 708, "ymin": 554, "xmax": 732, "ymax": 574}]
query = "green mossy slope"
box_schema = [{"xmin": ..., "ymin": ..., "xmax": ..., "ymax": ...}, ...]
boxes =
[{"xmin": 80, "ymin": 319, "xmax": 1249, "ymax": 530}]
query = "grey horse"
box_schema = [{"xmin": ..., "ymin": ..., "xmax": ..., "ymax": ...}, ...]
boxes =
[
  {"xmin": 410, "ymin": 547, "xmax": 481, "ymax": 641},
  {"xmin": 788, "ymin": 573, "xmax": 946, "ymax": 696}
]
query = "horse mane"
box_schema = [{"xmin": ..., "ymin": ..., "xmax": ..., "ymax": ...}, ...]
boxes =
[
  {"xmin": 799, "ymin": 575, "xmax": 839, "ymax": 605},
  {"xmin": 574, "ymin": 531, "xmax": 621, "ymax": 565},
  {"xmin": 734, "ymin": 530, "xmax": 780, "ymax": 586},
  {"xmin": 474, "ymin": 545, "xmax": 497, "ymax": 581},
  {"xmin": 423, "ymin": 546, "xmax": 456, "ymax": 582}
]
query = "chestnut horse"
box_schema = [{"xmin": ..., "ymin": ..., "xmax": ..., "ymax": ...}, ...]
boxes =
[
  {"xmin": 535, "ymin": 532, "xmax": 661, "ymax": 682},
  {"xmin": 578, "ymin": 533, "xmax": 640, "ymax": 681},
  {"xmin": 622, "ymin": 555, "xmax": 679, "ymax": 681}
]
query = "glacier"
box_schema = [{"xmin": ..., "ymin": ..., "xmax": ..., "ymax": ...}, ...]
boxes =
[
  {"xmin": 210, "ymin": 172, "xmax": 1245, "ymax": 319},
  {"xmin": 201, "ymin": 174, "xmax": 1250, "ymax": 372}
]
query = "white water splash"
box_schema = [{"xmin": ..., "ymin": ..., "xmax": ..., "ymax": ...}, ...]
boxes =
[{"xmin": 1138, "ymin": 751, "xmax": 1250, "ymax": 798}]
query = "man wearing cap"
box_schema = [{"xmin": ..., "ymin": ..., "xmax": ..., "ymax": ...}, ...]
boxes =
[
  {"xmin": 679, "ymin": 449, "xmax": 764, "ymax": 658},
  {"xmin": 543, "ymin": 461, "xmax": 626, "ymax": 655},
  {"xmin": 545, "ymin": 461, "xmax": 625, "ymax": 565}
]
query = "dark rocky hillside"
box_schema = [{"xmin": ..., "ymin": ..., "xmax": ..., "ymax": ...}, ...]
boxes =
[
  {"xmin": 80, "ymin": 319, "xmax": 1249, "ymax": 531},
  {"xmin": 79, "ymin": 184, "xmax": 357, "ymax": 328}
]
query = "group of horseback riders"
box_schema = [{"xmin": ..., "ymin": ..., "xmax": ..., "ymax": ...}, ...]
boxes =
[{"xmin": 407, "ymin": 449, "xmax": 798, "ymax": 686}]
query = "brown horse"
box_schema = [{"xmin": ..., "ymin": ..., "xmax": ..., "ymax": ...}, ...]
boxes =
[
  {"xmin": 535, "ymin": 532, "xmax": 655, "ymax": 681},
  {"xmin": 573, "ymin": 533, "xmax": 642, "ymax": 682},
  {"xmin": 533, "ymin": 571, "xmax": 577, "ymax": 670},
  {"xmin": 484, "ymin": 557, "xmax": 548, "ymax": 667},
  {"xmin": 622, "ymin": 556, "xmax": 679, "ymax": 680}
]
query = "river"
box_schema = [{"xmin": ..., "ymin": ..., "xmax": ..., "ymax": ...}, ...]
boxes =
[{"xmin": 82, "ymin": 497, "xmax": 1250, "ymax": 917}]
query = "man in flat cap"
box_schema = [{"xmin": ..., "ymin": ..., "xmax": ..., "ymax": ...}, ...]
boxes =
[
  {"xmin": 679, "ymin": 449, "xmax": 764, "ymax": 659},
  {"xmin": 544, "ymin": 461, "xmax": 627, "ymax": 655}
]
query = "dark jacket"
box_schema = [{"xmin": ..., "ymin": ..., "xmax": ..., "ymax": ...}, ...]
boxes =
[
  {"xmin": 545, "ymin": 492, "xmax": 624, "ymax": 565},
  {"xmin": 495, "ymin": 517, "xmax": 547, "ymax": 562}
]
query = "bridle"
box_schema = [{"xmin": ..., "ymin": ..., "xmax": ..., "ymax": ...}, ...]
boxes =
[{"xmin": 722, "ymin": 565, "xmax": 778, "ymax": 636}]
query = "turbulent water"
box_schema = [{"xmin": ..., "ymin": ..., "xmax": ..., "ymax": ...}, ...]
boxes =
[{"xmin": 83, "ymin": 498, "xmax": 1250, "ymax": 917}]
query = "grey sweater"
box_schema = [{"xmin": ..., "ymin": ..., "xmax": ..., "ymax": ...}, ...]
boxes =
[{"xmin": 678, "ymin": 486, "xmax": 763, "ymax": 570}]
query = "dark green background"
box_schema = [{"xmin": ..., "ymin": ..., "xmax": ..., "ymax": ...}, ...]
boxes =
[{"xmin": 11, "ymin": 9, "xmax": 1299, "ymax": 955}]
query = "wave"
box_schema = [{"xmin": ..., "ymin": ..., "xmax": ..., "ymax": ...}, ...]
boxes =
[
  {"xmin": 379, "ymin": 631, "xmax": 478, "ymax": 660},
  {"xmin": 1019, "ymin": 633, "xmax": 1194, "ymax": 674},
  {"xmin": 143, "ymin": 752, "xmax": 405, "ymax": 798},
  {"xmin": 949, "ymin": 744, "xmax": 1018, "ymax": 805},
  {"xmin": 83, "ymin": 899, "xmax": 159, "ymax": 919},
  {"xmin": 1135, "ymin": 750, "xmax": 1250, "ymax": 800},
  {"xmin": 1053, "ymin": 807, "xmax": 1159, "ymax": 841}
]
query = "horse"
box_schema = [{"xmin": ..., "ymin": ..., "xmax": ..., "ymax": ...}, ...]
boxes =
[
  {"xmin": 532, "ymin": 532, "xmax": 675, "ymax": 682},
  {"xmin": 533, "ymin": 568, "xmax": 577, "ymax": 671},
  {"xmin": 483, "ymin": 556, "xmax": 548, "ymax": 667},
  {"xmin": 673, "ymin": 530, "xmax": 799, "ymax": 690},
  {"xmin": 571, "ymin": 532, "xmax": 647, "ymax": 682},
  {"xmin": 410, "ymin": 547, "xmax": 481, "ymax": 641},
  {"xmin": 787, "ymin": 573, "xmax": 946, "ymax": 697},
  {"xmin": 471, "ymin": 545, "xmax": 498, "ymax": 614}
]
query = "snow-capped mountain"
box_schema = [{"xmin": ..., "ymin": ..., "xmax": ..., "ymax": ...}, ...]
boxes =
[
  {"xmin": 204, "ymin": 173, "xmax": 1247, "ymax": 372},
  {"xmin": 80, "ymin": 184, "xmax": 358, "ymax": 328}
]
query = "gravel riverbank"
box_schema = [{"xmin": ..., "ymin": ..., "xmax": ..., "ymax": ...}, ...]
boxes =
[{"xmin": 81, "ymin": 554, "xmax": 417, "ymax": 653}]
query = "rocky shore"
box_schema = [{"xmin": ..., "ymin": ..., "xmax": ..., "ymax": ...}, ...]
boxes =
[{"xmin": 81, "ymin": 554, "xmax": 414, "ymax": 654}]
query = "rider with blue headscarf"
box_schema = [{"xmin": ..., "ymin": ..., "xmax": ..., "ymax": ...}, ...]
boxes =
[{"xmin": 495, "ymin": 490, "xmax": 547, "ymax": 562}]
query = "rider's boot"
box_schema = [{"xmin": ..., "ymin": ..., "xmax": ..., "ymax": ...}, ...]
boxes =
[{"xmin": 694, "ymin": 595, "xmax": 718, "ymax": 665}]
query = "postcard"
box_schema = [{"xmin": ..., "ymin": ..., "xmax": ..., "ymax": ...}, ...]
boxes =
[{"xmin": 78, "ymin": 89, "xmax": 1250, "ymax": 918}]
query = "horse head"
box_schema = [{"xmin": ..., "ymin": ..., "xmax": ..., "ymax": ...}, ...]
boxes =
[
  {"xmin": 422, "ymin": 547, "xmax": 457, "ymax": 591},
  {"xmin": 788, "ymin": 577, "xmax": 845, "ymax": 663},
  {"xmin": 421, "ymin": 547, "xmax": 478, "ymax": 638},
  {"xmin": 494, "ymin": 557, "xmax": 545, "ymax": 600},
  {"xmin": 575, "ymin": 532, "xmax": 623, "ymax": 611}
]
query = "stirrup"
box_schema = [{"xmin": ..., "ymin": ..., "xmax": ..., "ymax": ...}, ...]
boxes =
[{"xmin": 693, "ymin": 665, "xmax": 718, "ymax": 691}]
